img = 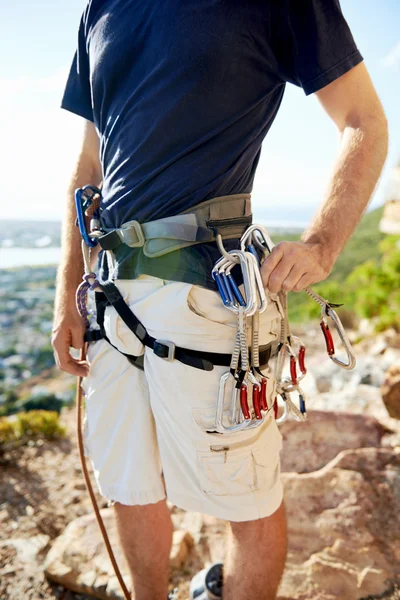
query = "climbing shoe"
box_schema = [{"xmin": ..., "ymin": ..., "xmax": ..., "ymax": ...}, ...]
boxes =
[{"xmin": 189, "ymin": 562, "xmax": 223, "ymax": 599}]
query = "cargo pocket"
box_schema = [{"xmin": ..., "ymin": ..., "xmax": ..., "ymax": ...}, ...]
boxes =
[
  {"xmin": 186, "ymin": 284, "xmax": 237, "ymax": 329},
  {"xmin": 196, "ymin": 418, "xmax": 282, "ymax": 496},
  {"xmin": 103, "ymin": 304, "xmax": 145, "ymax": 357}
]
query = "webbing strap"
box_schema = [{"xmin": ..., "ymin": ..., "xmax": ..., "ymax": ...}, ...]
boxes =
[
  {"xmin": 95, "ymin": 291, "xmax": 145, "ymax": 370},
  {"xmin": 90, "ymin": 283, "xmax": 271, "ymax": 372},
  {"xmin": 97, "ymin": 193, "xmax": 252, "ymax": 255}
]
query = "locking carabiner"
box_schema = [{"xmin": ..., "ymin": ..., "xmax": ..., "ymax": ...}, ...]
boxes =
[{"xmin": 75, "ymin": 185, "xmax": 102, "ymax": 248}]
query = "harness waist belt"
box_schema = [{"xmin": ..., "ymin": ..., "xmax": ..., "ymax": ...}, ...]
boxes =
[
  {"xmin": 98, "ymin": 193, "xmax": 252, "ymax": 257},
  {"xmin": 89, "ymin": 283, "xmax": 272, "ymax": 373}
]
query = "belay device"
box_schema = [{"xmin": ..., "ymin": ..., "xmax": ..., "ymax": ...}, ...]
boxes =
[{"xmin": 73, "ymin": 185, "xmax": 356, "ymax": 600}]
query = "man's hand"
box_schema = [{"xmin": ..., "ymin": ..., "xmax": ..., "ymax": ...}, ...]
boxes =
[
  {"xmin": 261, "ymin": 241, "xmax": 332, "ymax": 293},
  {"xmin": 52, "ymin": 302, "xmax": 89, "ymax": 377}
]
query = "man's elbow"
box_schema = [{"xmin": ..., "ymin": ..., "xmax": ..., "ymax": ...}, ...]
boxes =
[{"xmin": 344, "ymin": 101, "xmax": 389, "ymax": 161}]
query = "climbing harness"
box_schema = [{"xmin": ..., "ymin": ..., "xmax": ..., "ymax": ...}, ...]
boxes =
[{"xmin": 73, "ymin": 186, "xmax": 356, "ymax": 600}]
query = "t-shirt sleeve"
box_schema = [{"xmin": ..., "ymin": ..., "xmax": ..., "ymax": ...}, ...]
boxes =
[
  {"xmin": 61, "ymin": 13, "xmax": 94, "ymax": 122},
  {"xmin": 275, "ymin": 0, "xmax": 364, "ymax": 96}
]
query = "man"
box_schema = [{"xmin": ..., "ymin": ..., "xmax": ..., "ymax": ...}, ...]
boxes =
[{"xmin": 52, "ymin": 1, "xmax": 388, "ymax": 599}]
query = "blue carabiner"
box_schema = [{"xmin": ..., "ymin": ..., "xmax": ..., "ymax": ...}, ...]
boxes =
[
  {"xmin": 221, "ymin": 272, "xmax": 235, "ymax": 305},
  {"xmin": 75, "ymin": 185, "xmax": 102, "ymax": 248},
  {"xmin": 212, "ymin": 271, "xmax": 231, "ymax": 307},
  {"xmin": 246, "ymin": 244, "xmax": 260, "ymax": 265},
  {"xmin": 226, "ymin": 273, "xmax": 246, "ymax": 306}
]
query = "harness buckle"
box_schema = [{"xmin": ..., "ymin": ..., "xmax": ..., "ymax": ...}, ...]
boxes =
[
  {"xmin": 118, "ymin": 220, "xmax": 146, "ymax": 248},
  {"xmin": 153, "ymin": 339, "xmax": 176, "ymax": 362}
]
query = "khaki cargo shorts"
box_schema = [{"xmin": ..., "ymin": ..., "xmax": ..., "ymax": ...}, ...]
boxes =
[{"xmin": 82, "ymin": 275, "xmax": 284, "ymax": 522}]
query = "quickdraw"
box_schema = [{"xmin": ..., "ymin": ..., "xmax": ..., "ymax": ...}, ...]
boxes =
[{"xmin": 212, "ymin": 224, "xmax": 356, "ymax": 429}]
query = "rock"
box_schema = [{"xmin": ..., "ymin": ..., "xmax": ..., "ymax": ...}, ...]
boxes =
[
  {"xmin": 44, "ymin": 509, "xmax": 193, "ymax": 599},
  {"xmin": 381, "ymin": 361, "xmax": 400, "ymax": 420},
  {"xmin": 0, "ymin": 534, "xmax": 50, "ymax": 564},
  {"xmin": 277, "ymin": 448, "xmax": 400, "ymax": 600},
  {"xmin": 170, "ymin": 530, "xmax": 194, "ymax": 569},
  {"xmin": 280, "ymin": 410, "xmax": 389, "ymax": 473},
  {"xmin": 369, "ymin": 338, "xmax": 389, "ymax": 357},
  {"xmin": 315, "ymin": 375, "xmax": 332, "ymax": 393},
  {"xmin": 309, "ymin": 384, "xmax": 400, "ymax": 431}
]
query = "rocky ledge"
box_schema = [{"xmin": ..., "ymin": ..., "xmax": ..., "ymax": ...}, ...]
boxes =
[{"xmin": 40, "ymin": 409, "xmax": 400, "ymax": 600}]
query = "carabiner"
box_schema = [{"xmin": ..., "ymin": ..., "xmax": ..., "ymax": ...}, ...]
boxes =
[
  {"xmin": 260, "ymin": 377, "xmax": 268, "ymax": 411},
  {"xmin": 248, "ymin": 372, "xmax": 262, "ymax": 420},
  {"xmin": 75, "ymin": 185, "xmax": 102, "ymax": 248},
  {"xmin": 275, "ymin": 393, "xmax": 289, "ymax": 424},
  {"xmin": 216, "ymin": 372, "xmax": 254, "ymax": 434},
  {"xmin": 286, "ymin": 386, "xmax": 307, "ymax": 421},
  {"xmin": 321, "ymin": 306, "xmax": 356, "ymax": 370},
  {"xmin": 246, "ymin": 252, "xmax": 267, "ymax": 314},
  {"xmin": 240, "ymin": 382, "xmax": 251, "ymax": 420},
  {"xmin": 212, "ymin": 270, "xmax": 232, "ymax": 307}
]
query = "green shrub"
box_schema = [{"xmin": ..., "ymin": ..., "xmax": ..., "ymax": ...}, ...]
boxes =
[
  {"xmin": 16, "ymin": 410, "xmax": 65, "ymax": 439},
  {"xmin": 0, "ymin": 419, "xmax": 16, "ymax": 444},
  {"xmin": 0, "ymin": 410, "xmax": 65, "ymax": 449},
  {"xmin": 287, "ymin": 234, "xmax": 400, "ymax": 333},
  {"xmin": 14, "ymin": 393, "xmax": 64, "ymax": 414}
]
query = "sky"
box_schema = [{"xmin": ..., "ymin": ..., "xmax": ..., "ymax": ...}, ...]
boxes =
[{"xmin": 0, "ymin": 0, "xmax": 399, "ymax": 225}]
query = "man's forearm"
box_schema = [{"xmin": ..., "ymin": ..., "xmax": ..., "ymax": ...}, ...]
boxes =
[{"xmin": 301, "ymin": 113, "xmax": 388, "ymax": 270}]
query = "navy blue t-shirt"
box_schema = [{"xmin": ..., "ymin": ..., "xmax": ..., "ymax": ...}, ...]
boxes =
[{"xmin": 61, "ymin": 0, "xmax": 363, "ymax": 288}]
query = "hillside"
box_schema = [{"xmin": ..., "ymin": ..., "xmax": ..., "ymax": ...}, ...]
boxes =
[{"xmin": 273, "ymin": 205, "xmax": 385, "ymax": 281}]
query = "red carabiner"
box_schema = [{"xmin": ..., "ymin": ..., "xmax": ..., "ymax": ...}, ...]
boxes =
[
  {"xmin": 290, "ymin": 355, "xmax": 298, "ymax": 386},
  {"xmin": 252, "ymin": 384, "xmax": 262, "ymax": 420},
  {"xmin": 240, "ymin": 384, "xmax": 251, "ymax": 420},
  {"xmin": 320, "ymin": 320, "xmax": 335, "ymax": 356},
  {"xmin": 260, "ymin": 378, "xmax": 268, "ymax": 411},
  {"xmin": 273, "ymin": 397, "xmax": 278, "ymax": 419},
  {"xmin": 298, "ymin": 345, "xmax": 307, "ymax": 375}
]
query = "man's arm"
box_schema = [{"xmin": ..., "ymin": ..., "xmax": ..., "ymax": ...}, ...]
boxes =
[
  {"xmin": 261, "ymin": 62, "xmax": 389, "ymax": 293},
  {"xmin": 52, "ymin": 120, "xmax": 102, "ymax": 376}
]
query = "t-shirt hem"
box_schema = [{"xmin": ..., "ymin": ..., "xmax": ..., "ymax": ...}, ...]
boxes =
[
  {"xmin": 60, "ymin": 100, "xmax": 94, "ymax": 123},
  {"xmin": 302, "ymin": 50, "xmax": 364, "ymax": 96}
]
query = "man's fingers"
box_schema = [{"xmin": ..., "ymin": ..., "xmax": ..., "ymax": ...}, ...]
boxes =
[
  {"xmin": 56, "ymin": 348, "xmax": 89, "ymax": 377},
  {"xmin": 293, "ymin": 273, "xmax": 315, "ymax": 293},
  {"xmin": 52, "ymin": 328, "xmax": 89, "ymax": 376},
  {"xmin": 281, "ymin": 265, "xmax": 307, "ymax": 292},
  {"xmin": 261, "ymin": 246, "xmax": 284, "ymax": 287}
]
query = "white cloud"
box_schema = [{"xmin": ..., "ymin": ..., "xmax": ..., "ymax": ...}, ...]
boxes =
[{"xmin": 381, "ymin": 41, "xmax": 400, "ymax": 68}]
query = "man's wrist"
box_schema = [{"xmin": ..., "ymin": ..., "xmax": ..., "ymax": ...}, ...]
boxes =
[{"xmin": 301, "ymin": 237, "xmax": 338, "ymax": 274}]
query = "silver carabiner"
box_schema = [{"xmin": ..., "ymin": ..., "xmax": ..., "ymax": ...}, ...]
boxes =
[
  {"xmin": 216, "ymin": 372, "xmax": 251, "ymax": 434},
  {"xmin": 245, "ymin": 251, "xmax": 267, "ymax": 314},
  {"xmin": 321, "ymin": 306, "xmax": 356, "ymax": 370},
  {"xmin": 216, "ymin": 372, "xmax": 269, "ymax": 434}
]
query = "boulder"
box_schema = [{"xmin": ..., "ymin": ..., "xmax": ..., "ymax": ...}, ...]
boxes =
[
  {"xmin": 309, "ymin": 384, "xmax": 400, "ymax": 432},
  {"xmin": 278, "ymin": 447, "xmax": 400, "ymax": 600},
  {"xmin": 280, "ymin": 410, "xmax": 389, "ymax": 473},
  {"xmin": 44, "ymin": 508, "xmax": 194, "ymax": 599},
  {"xmin": 0, "ymin": 534, "xmax": 50, "ymax": 565},
  {"xmin": 381, "ymin": 360, "xmax": 400, "ymax": 420}
]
